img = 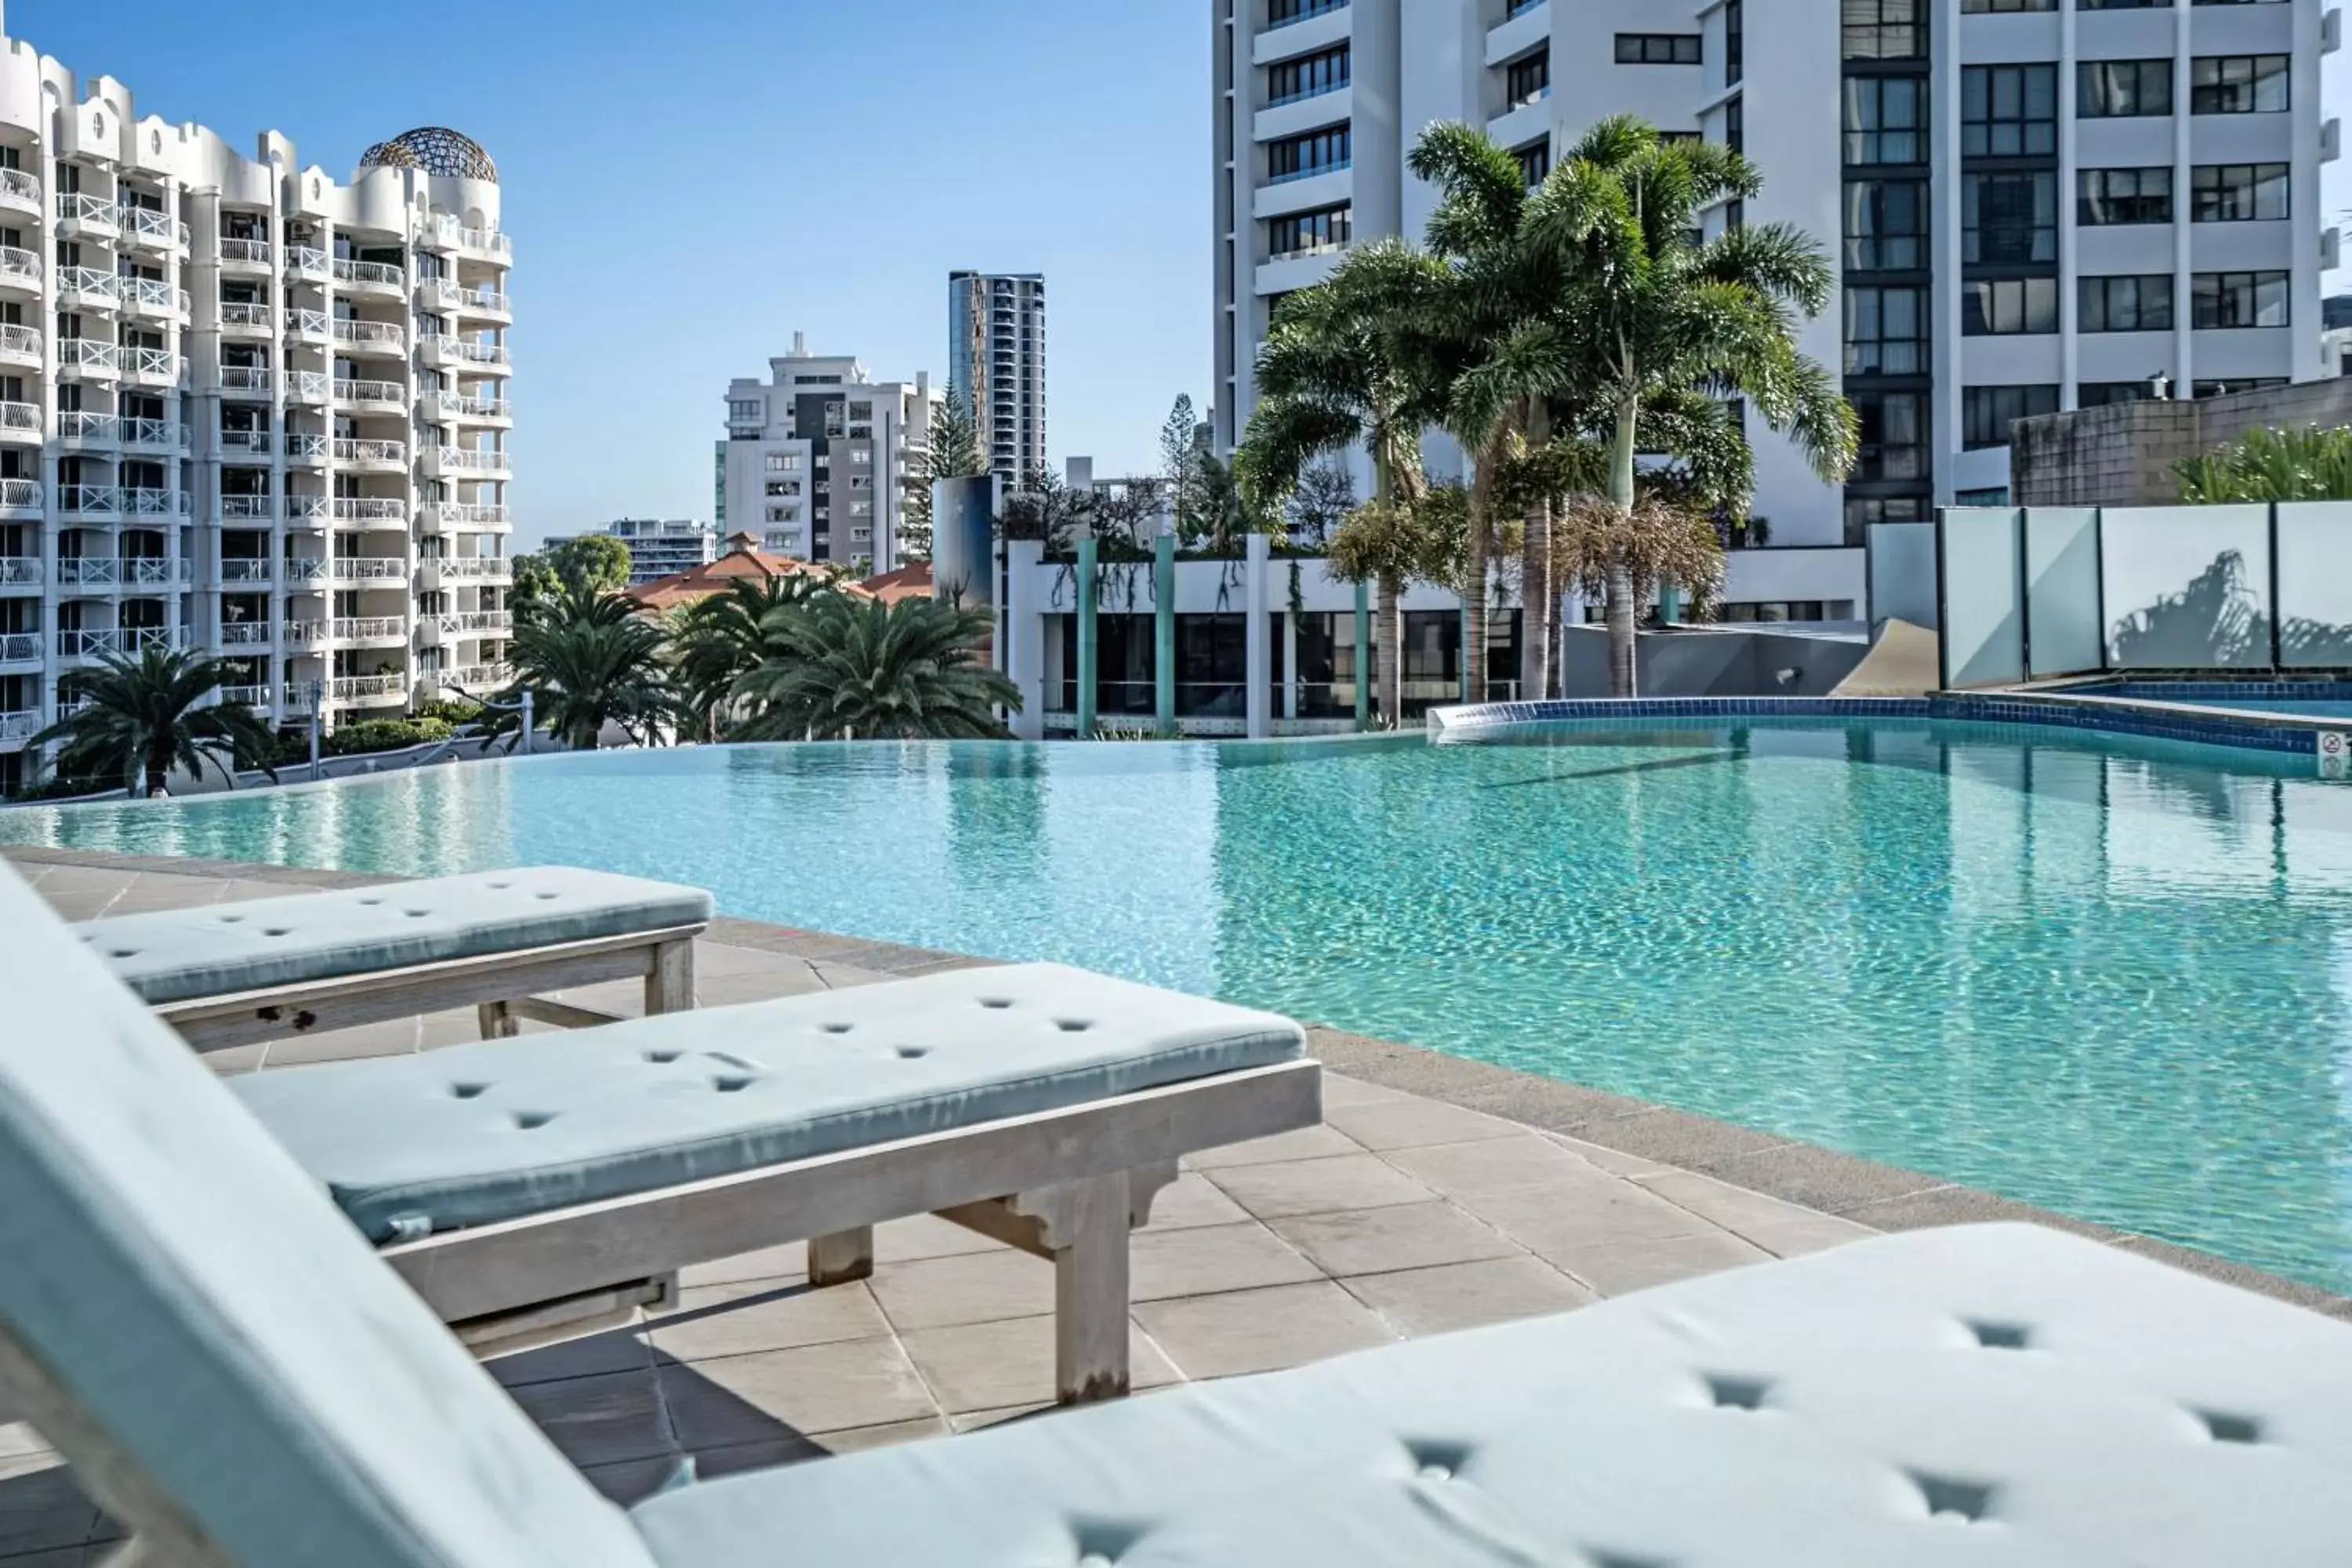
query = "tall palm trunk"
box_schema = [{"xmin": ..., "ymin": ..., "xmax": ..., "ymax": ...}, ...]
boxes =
[
  {"xmin": 1377, "ymin": 570, "xmax": 1403, "ymax": 725},
  {"xmin": 1603, "ymin": 390, "xmax": 1642, "ymax": 698},
  {"xmin": 1519, "ymin": 402, "xmax": 1552, "ymax": 702},
  {"xmin": 1463, "ymin": 434, "xmax": 1499, "ymax": 705}
]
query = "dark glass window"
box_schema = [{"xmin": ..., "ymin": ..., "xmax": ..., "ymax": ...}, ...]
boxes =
[
  {"xmin": 1844, "ymin": 78, "xmax": 1926, "ymax": 164},
  {"xmin": 1962, "ymin": 172, "xmax": 2056, "ymax": 265},
  {"xmin": 2190, "ymin": 162, "xmax": 2288, "ymax": 221},
  {"xmin": 2078, "ymin": 167, "xmax": 2172, "ymax": 225},
  {"xmin": 1962, "ymin": 277, "xmax": 2059, "ymax": 335},
  {"xmin": 1843, "ymin": 285, "xmax": 1928, "ymax": 373},
  {"xmin": 1844, "ymin": 180, "xmax": 1927, "ymax": 270},
  {"xmin": 1961, "ymin": 64, "xmax": 2056, "ymax": 156},
  {"xmin": 1842, "ymin": 0, "xmax": 1925, "ymax": 60},
  {"xmin": 2078, "ymin": 60, "xmax": 2172, "ymax": 118},
  {"xmin": 1268, "ymin": 45, "xmax": 1350, "ymax": 105},
  {"xmin": 2190, "ymin": 270, "xmax": 2290, "ymax": 328},
  {"xmin": 1850, "ymin": 389, "xmax": 1928, "ymax": 479},
  {"xmin": 1268, "ymin": 124, "xmax": 1351, "ymax": 183},
  {"xmin": 1962, "ymin": 385, "xmax": 2060, "ymax": 450},
  {"xmin": 2079, "ymin": 274, "xmax": 2174, "ymax": 332},
  {"xmin": 1613, "ymin": 34, "xmax": 1701, "ymax": 64},
  {"xmin": 2190, "ymin": 55, "xmax": 2290, "ymax": 114}
]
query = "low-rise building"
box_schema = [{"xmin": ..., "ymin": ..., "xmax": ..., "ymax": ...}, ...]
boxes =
[
  {"xmin": 543, "ymin": 519, "xmax": 717, "ymax": 586},
  {"xmin": 621, "ymin": 532, "xmax": 853, "ymax": 615}
]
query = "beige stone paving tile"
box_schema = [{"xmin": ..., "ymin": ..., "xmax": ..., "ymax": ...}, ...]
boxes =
[
  {"xmin": 693, "ymin": 940, "xmax": 816, "ymax": 979},
  {"xmin": 677, "ymin": 1242, "xmax": 808, "ymax": 1290},
  {"xmin": 1130, "ymin": 1220, "xmax": 1324, "ymax": 1301},
  {"xmin": 1199, "ymin": 1152, "xmax": 1436, "ymax": 1221},
  {"xmin": 1536, "ymin": 1131, "xmax": 1675, "ymax": 1179},
  {"xmin": 1445, "ymin": 1173, "xmax": 1720, "ymax": 1258},
  {"xmin": 688, "ymin": 1436, "xmax": 830, "ymax": 1481},
  {"xmin": 1340, "ymin": 1256, "xmax": 1599, "ymax": 1338},
  {"xmin": 1316, "ymin": 1072, "xmax": 1415, "ymax": 1109},
  {"xmin": 691, "ymin": 970, "xmax": 829, "ymax": 1008},
  {"xmin": 873, "ymin": 1211, "xmax": 1003, "ymax": 1264},
  {"xmin": 253, "ymin": 1018, "xmax": 420, "ymax": 1067},
  {"xmin": 509, "ymin": 1367, "xmax": 675, "ymax": 1468},
  {"xmin": 1133, "ymin": 1280, "xmax": 1396, "ymax": 1381},
  {"xmin": 659, "ymin": 1338, "xmax": 937, "ymax": 1444},
  {"xmin": 947, "ymin": 1403, "xmax": 1053, "ymax": 1434},
  {"xmin": 1548, "ymin": 1229, "xmax": 1775, "ymax": 1298},
  {"xmin": 1138, "ymin": 1170, "xmax": 1250, "ymax": 1232},
  {"xmin": 1185, "ymin": 1123, "xmax": 1363, "ymax": 1170},
  {"xmin": 1319, "ymin": 1097, "xmax": 1524, "ymax": 1153},
  {"xmin": 808, "ymin": 1415, "xmax": 952, "ymax": 1455},
  {"xmin": 896, "ymin": 1315, "xmax": 1178, "ymax": 1415},
  {"xmin": 1632, "ymin": 1170, "xmax": 1878, "ymax": 1258},
  {"xmin": 648, "ymin": 1279, "xmax": 892, "ymax": 1363},
  {"xmin": 1265, "ymin": 1200, "xmax": 1521, "ymax": 1279},
  {"xmin": 869, "ymin": 1247, "xmax": 1054, "ymax": 1333},
  {"xmin": 490, "ymin": 1327, "xmax": 655, "ymax": 1390},
  {"xmin": 1378, "ymin": 1134, "xmax": 1610, "ymax": 1201}
]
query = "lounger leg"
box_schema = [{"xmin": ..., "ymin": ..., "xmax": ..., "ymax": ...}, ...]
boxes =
[
  {"xmin": 646, "ymin": 937, "xmax": 695, "ymax": 1014},
  {"xmin": 808, "ymin": 1225, "xmax": 875, "ymax": 1287},
  {"xmin": 1051, "ymin": 1172, "xmax": 1131, "ymax": 1406},
  {"xmin": 475, "ymin": 1000, "xmax": 518, "ymax": 1039}
]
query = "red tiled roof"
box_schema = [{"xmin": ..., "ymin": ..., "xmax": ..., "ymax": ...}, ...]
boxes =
[
  {"xmin": 858, "ymin": 561, "xmax": 934, "ymax": 604},
  {"xmin": 623, "ymin": 546, "xmax": 867, "ymax": 612}
]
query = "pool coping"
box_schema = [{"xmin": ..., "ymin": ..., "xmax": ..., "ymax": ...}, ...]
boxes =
[{"xmin": 9, "ymin": 840, "xmax": 2348, "ymax": 1321}]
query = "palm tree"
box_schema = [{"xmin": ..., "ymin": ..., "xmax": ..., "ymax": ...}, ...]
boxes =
[
  {"xmin": 32, "ymin": 647, "xmax": 278, "ymax": 797},
  {"xmin": 1520, "ymin": 116, "xmax": 1854, "ymax": 694},
  {"xmin": 728, "ymin": 593, "xmax": 1019, "ymax": 742},
  {"xmin": 670, "ymin": 574, "xmax": 833, "ymax": 741},
  {"xmin": 1235, "ymin": 238, "xmax": 1450, "ymax": 724},
  {"xmin": 497, "ymin": 579, "xmax": 674, "ymax": 751}
]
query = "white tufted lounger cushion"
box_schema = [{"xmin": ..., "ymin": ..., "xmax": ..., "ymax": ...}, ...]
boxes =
[
  {"xmin": 75, "ymin": 867, "xmax": 713, "ymax": 1004},
  {"xmin": 630, "ymin": 1221, "xmax": 2352, "ymax": 1567},
  {"xmin": 229, "ymin": 963, "xmax": 1307, "ymax": 1242}
]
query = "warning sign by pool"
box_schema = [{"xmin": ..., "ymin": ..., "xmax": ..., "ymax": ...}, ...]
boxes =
[{"xmin": 2321, "ymin": 731, "xmax": 2350, "ymax": 780}]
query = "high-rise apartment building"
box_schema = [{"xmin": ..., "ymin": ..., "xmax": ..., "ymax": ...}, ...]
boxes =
[
  {"xmin": 541, "ymin": 518, "xmax": 717, "ymax": 586},
  {"xmin": 1215, "ymin": 0, "xmax": 2332, "ymax": 607},
  {"xmin": 0, "ymin": 23, "xmax": 514, "ymax": 793},
  {"xmin": 948, "ymin": 270, "xmax": 1047, "ymax": 485},
  {"xmin": 720, "ymin": 335, "xmax": 938, "ymax": 573}
]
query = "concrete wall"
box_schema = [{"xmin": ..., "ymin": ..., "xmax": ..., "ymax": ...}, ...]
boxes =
[
  {"xmin": 2012, "ymin": 379, "xmax": 2352, "ymax": 507},
  {"xmin": 1559, "ymin": 626, "xmax": 1871, "ymax": 699}
]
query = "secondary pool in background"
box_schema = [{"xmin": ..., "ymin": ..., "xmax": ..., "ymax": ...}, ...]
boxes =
[{"xmin": 9, "ymin": 720, "xmax": 2352, "ymax": 1294}]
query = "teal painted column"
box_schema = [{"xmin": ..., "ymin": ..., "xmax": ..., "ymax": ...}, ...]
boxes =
[
  {"xmin": 1074, "ymin": 535, "xmax": 1098, "ymax": 741},
  {"xmin": 1153, "ymin": 534, "xmax": 1176, "ymax": 736},
  {"xmin": 1658, "ymin": 584, "xmax": 1682, "ymax": 625},
  {"xmin": 1352, "ymin": 579, "xmax": 1371, "ymax": 731}
]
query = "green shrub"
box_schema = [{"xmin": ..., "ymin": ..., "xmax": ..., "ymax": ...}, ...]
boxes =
[
  {"xmin": 321, "ymin": 717, "xmax": 454, "ymax": 757},
  {"xmin": 412, "ymin": 697, "xmax": 485, "ymax": 726}
]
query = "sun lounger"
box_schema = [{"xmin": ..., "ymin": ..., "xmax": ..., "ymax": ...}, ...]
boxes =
[
  {"xmin": 5, "ymin": 855, "xmax": 2347, "ymax": 1567},
  {"xmin": 75, "ymin": 866, "xmax": 713, "ymax": 1051}
]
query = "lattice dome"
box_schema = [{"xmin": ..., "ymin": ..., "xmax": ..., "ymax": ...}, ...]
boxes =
[{"xmin": 357, "ymin": 126, "xmax": 496, "ymax": 182}]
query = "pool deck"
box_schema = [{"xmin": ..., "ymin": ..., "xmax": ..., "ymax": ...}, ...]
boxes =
[{"xmin": 5, "ymin": 843, "xmax": 2348, "ymax": 1559}]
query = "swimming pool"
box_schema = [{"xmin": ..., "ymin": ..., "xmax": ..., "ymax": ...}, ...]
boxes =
[
  {"xmin": 2091, "ymin": 681, "xmax": 2352, "ymax": 721},
  {"xmin": 8, "ymin": 719, "xmax": 2352, "ymax": 1294}
]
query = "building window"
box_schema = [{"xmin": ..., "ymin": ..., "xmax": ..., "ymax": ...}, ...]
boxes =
[
  {"xmin": 1843, "ymin": 495, "xmax": 1928, "ymax": 543},
  {"xmin": 1961, "ymin": 65, "xmax": 2056, "ymax": 157},
  {"xmin": 1268, "ymin": 0, "xmax": 1347, "ymax": 24},
  {"xmin": 1505, "ymin": 49, "xmax": 1551, "ymax": 107},
  {"xmin": 1843, "ymin": 179, "xmax": 1928, "ymax": 270},
  {"xmin": 2191, "ymin": 55, "xmax": 2289, "ymax": 114},
  {"xmin": 1269, "ymin": 205, "xmax": 1351, "ymax": 259},
  {"xmin": 1515, "ymin": 139, "xmax": 1551, "ymax": 188},
  {"xmin": 1726, "ymin": 0, "xmax": 1743, "ymax": 84},
  {"xmin": 1843, "ymin": 285, "xmax": 1928, "ymax": 374},
  {"xmin": 1268, "ymin": 45, "xmax": 1349, "ymax": 107},
  {"xmin": 1613, "ymin": 34, "xmax": 1700, "ymax": 65},
  {"xmin": 1962, "ymin": 172, "xmax": 2056, "ymax": 265},
  {"xmin": 764, "ymin": 452, "xmax": 800, "ymax": 471},
  {"xmin": 1843, "ymin": 77, "xmax": 1926, "ymax": 165},
  {"xmin": 2078, "ymin": 60, "xmax": 2172, "ymax": 118},
  {"xmin": 1959, "ymin": 0, "xmax": 2053, "ymax": 10},
  {"xmin": 2191, "ymin": 270, "xmax": 2290, "ymax": 328},
  {"xmin": 727, "ymin": 398, "xmax": 763, "ymax": 423},
  {"xmin": 2194, "ymin": 378, "xmax": 2288, "ymax": 399},
  {"xmin": 1850, "ymin": 389, "xmax": 1928, "ymax": 479},
  {"xmin": 1962, "ymin": 385, "xmax": 2059, "ymax": 450},
  {"xmin": 2079, "ymin": 274, "xmax": 2174, "ymax": 332},
  {"xmin": 2190, "ymin": 162, "xmax": 2289, "ymax": 222},
  {"xmin": 2078, "ymin": 167, "xmax": 2172, "ymax": 225},
  {"xmin": 2078, "ymin": 381, "xmax": 2155, "ymax": 408},
  {"xmin": 1962, "ymin": 277, "xmax": 2059, "ymax": 336},
  {"xmin": 1842, "ymin": 0, "xmax": 1925, "ymax": 61},
  {"xmin": 1953, "ymin": 488, "xmax": 2010, "ymax": 507},
  {"xmin": 1269, "ymin": 123, "xmax": 1351, "ymax": 183}
]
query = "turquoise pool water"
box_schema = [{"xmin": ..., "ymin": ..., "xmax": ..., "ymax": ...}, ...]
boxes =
[
  {"xmin": 2198, "ymin": 698, "xmax": 2352, "ymax": 719},
  {"xmin": 9, "ymin": 719, "xmax": 2352, "ymax": 1293}
]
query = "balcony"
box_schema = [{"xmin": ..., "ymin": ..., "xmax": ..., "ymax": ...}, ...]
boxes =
[
  {"xmin": 220, "ymin": 238, "xmax": 274, "ymax": 272},
  {"xmin": 425, "ymin": 609, "xmax": 511, "ymax": 639},
  {"xmin": 58, "ymin": 557, "xmax": 122, "ymax": 586},
  {"xmin": 0, "ymin": 630, "xmax": 39, "ymax": 664},
  {"xmin": 332, "ymin": 673, "xmax": 407, "ymax": 704},
  {"xmin": 59, "ymin": 485, "xmax": 122, "ymax": 518},
  {"xmin": 285, "ymin": 246, "xmax": 330, "ymax": 282},
  {"xmin": 55, "ymin": 191, "xmax": 117, "ymax": 239},
  {"xmin": 58, "ymin": 628, "xmax": 181, "ymax": 659},
  {"xmin": 117, "ymin": 205, "xmax": 187, "ymax": 251},
  {"xmin": 57, "ymin": 339, "xmax": 122, "ymax": 383},
  {"xmin": 329, "ymin": 621, "xmax": 407, "ymax": 652},
  {"xmin": 285, "ymin": 369, "xmax": 330, "ymax": 405},
  {"xmin": 453, "ymin": 287, "xmax": 510, "ymax": 321},
  {"xmin": 217, "ymin": 558, "xmax": 275, "ymax": 584},
  {"xmin": 0, "ymin": 557, "xmax": 38, "ymax": 586},
  {"xmin": 328, "ymin": 557, "xmax": 408, "ymax": 584},
  {"xmin": 0, "ymin": 322, "xmax": 38, "ymax": 367},
  {"xmin": 0, "ymin": 478, "xmax": 38, "ymax": 514},
  {"xmin": 284, "ymin": 433, "xmax": 329, "ymax": 466},
  {"xmin": 422, "ymin": 555, "xmax": 512, "ymax": 586},
  {"xmin": 422, "ymin": 445, "xmax": 510, "ymax": 479},
  {"xmin": 0, "ymin": 401, "xmax": 38, "ymax": 442},
  {"xmin": 0, "ymin": 245, "xmax": 39, "ymax": 296},
  {"xmin": 331, "ymin": 497, "xmax": 405, "ymax": 524},
  {"xmin": 122, "ymin": 489, "xmax": 189, "ymax": 520},
  {"xmin": 331, "ymin": 317, "xmax": 406, "ymax": 354},
  {"xmin": 420, "ymin": 502, "xmax": 510, "ymax": 529},
  {"xmin": 281, "ymin": 620, "xmax": 328, "ymax": 648},
  {"xmin": 220, "ymin": 301, "xmax": 273, "ymax": 337},
  {"xmin": 419, "ymin": 334, "xmax": 510, "ymax": 370},
  {"xmin": 213, "ymin": 684, "xmax": 271, "ymax": 707},
  {"xmin": 282, "ymin": 557, "xmax": 327, "ymax": 583},
  {"xmin": 62, "ymin": 556, "xmax": 187, "ymax": 588},
  {"xmin": 427, "ymin": 391, "xmax": 512, "ymax": 425},
  {"xmin": 286, "ymin": 496, "xmax": 330, "ymax": 528},
  {"xmin": 333, "ymin": 436, "xmax": 408, "ymax": 471},
  {"xmin": 124, "ymin": 345, "xmax": 183, "ymax": 389},
  {"xmin": 332, "ymin": 377, "xmax": 405, "ymax": 412},
  {"xmin": 0, "ymin": 167, "xmax": 37, "ymax": 216},
  {"xmin": 437, "ymin": 662, "xmax": 510, "ymax": 691},
  {"xmin": 219, "ymin": 495, "xmax": 278, "ymax": 521},
  {"xmin": 121, "ymin": 418, "xmax": 185, "ymax": 454},
  {"xmin": 220, "ymin": 429, "xmax": 274, "ymax": 463},
  {"xmin": 0, "ymin": 709, "xmax": 36, "ymax": 742},
  {"xmin": 220, "ymin": 366, "xmax": 274, "ymax": 399},
  {"xmin": 332, "ymin": 258, "xmax": 405, "ymax": 295},
  {"xmin": 56, "ymin": 267, "xmax": 118, "ymax": 314},
  {"xmin": 284, "ymin": 307, "xmax": 329, "ymax": 343},
  {"xmin": 458, "ymin": 226, "xmax": 510, "ymax": 260}
]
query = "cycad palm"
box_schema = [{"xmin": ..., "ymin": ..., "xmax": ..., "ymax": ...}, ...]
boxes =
[
  {"xmin": 671, "ymin": 575, "xmax": 832, "ymax": 740},
  {"xmin": 729, "ymin": 593, "xmax": 1019, "ymax": 742},
  {"xmin": 32, "ymin": 647, "xmax": 278, "ymax": 797},
  {"xmin": 499, "ymin": 579, "xmax": 674, "ymax": 750},
  {"xmin": 1234, "ymin": 238, "xmax": 1450, "ymax": 722}
]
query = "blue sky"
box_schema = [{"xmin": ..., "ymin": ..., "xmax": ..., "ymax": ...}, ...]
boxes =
[{"xmin": 12, "ymin": 0, "xmax": 1210, "ymax": 546}]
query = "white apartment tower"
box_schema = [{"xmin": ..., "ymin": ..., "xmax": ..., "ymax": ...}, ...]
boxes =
[
  {"xmin": 721, "ymin": 335, "xmax": 938, "ymax": 574},
  {"xmin": 1216, "ymin": 0, "xmax": 2332, "ymax": 612},
  {"xmin": 948, "ymin": 270, "xmax": 1047, "ymax": 485},
  {"xmin": 0, "ymin": 18, "xmax": 514, "ymax": 793}
]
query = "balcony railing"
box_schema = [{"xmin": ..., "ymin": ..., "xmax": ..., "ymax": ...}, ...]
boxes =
[
  {"xmin": 333, "ymin": 378, "xmax": 405, "ymax": 405},
  {"xmin": 286, "ymin": 433, "xmax": 329, "ymax": 462},
  {"xmin": 123, "ymin": 489, "xmax": 188, "ymax": 518},
  {"xmin": 281, "ymin": 620, "xmax": 328, "ymax": 646},
  {"xmin": 285, "ymin": 369, "xmax": 329, "ymax": 401},
  {"xmin": 56, "ymin": 191, "xmax": 115, "ymax": 228},
  {"xmin": 430, "ymin": 391, "xmax": 511, "ymax": 421},
  {"xmin": 220, "ymin": 495, "xmax": 277, "ymax": 520},
  {"xmin": 329, "ymin": 557, "xmax": 408, "ymax": 583},
  {"xmin": 0, "ymin": 479, "xmax": 38, "ymax": 510},
  {"xmin": 423, "ymin": 502, "xmax": 510, "ymax": 528},
  {"xmin": 458, "ymin": 226, "xmax": 510, "ymax": 256},
  {"xmin": 58, "ymin": 628, "xmax": 180, "ymax": 658},
  {"xmin": 332, "ymin": 498, "xmax": 405, "ymax": 522},
  {"xmin": 58, "ymin": 557, "xmax": 122, "ymax": 586},
  {"xmin": 331, "ymin": 318, "xmax": 405, "ymax": 349},
  {"xmin": 332, "ymin": 673, "xmax": 407, "ymax": 699},
  {"xmin": 333, "ymin": 437, "xmax": 408, "ymax": 465},
  {"xmin": 220, "ymin": 301, "xmax": 272, "ymax": 330},
  {"xmin": 220, "ymin": 366, "xmax": 274, "ymax": 395},
  {"xmin": 433, "ymin": 446, "xmax": 508, "ymax": 472},
  {"xmin": 213, "ymin": 684, "xmax": 270, "ymax": 706},
  {"xmin": 282, "ymin": 557, "xmax": 327, "ymax": 582},
  {"xmin": 421, "ymin": 335, "xmax": 510, "ymax": 366},
  {"xmin": 122, "ymin": 418, "xmax": 184, "ymax": 451},
  {"xmin": 125, "ymin": 346, "xmax": 182, "ymax": 383},
  {"xmin": 220, "ymin": 238, "xmax": 273, "ymax": 266},
  {"xmin": 286, "ymin": 246, "xmax": 330, "ymax": 279},
  {"xmin": 287, "ymin": 496, "xmax": 330, "ymax": 521},
  {"xmin": 0, "ymin": 631, "xmax": 40, "ymax": 662},
  {"xmin": 0, "ymin": 323, "xmax": 35, "ymax": 360},
  {"xmin": 430, "ymin": 556, "xmax": 513, "ymax": 580},
  {"xmin": 122, "ymin": 278, "xmax": 183, "ymax": 314},
  {"xmin": 0, "ymin": 557, "xmax": 38, "ymax": 585},
  {"xmin": 332, "ymin": 258, "xmax": 405, "ymax": 288},
  {"xmin": 60, "ymin": 485, "xmax": 121, "ymax": 515},
  {"xmin": 220, "ymin": 429, "xmax": 274, "ymax": 459},
  {"xmin": 455, "ymin": 288, "xmax": 510, "ymax": 315},
  {"xmin": 431, "ymin": 610, "xmax": 512, "ymax": 634},
  {"xmin": 0, "ymin": 245, "xmax": 38, "ymax": 286},
  {"xmin": 0, "ymin": 401, "xmax": 38, "ymax": 435},
  {"xmin": 285, "ymin": 307, "xmax": 329, "ymax": 337},
  {"xmin": 56, "ymin": 267, "xmax": 117, "ymax": 305},
  {"xmin": 0, "ymin": 709, "xmax": 36, "ymax": 741},
  {"xmin": 440, "ymin": 663, "xmax": 511, "ymax": 688},
  {"xmin": 0, "ymin": 169, "xmax": 37, "ymax": 208},
  {"xmin": 118, "ymin": 205, "xmax": 186, "ymax": 246},
  {"xmin": 217, "ymin": 557, "xmax": 275, "ymax": 582}
]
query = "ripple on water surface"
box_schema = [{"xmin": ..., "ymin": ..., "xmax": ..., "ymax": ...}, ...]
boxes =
[{"xmin": 9, "ymin": 718, "xmax": 2352, "ymax": 1294}]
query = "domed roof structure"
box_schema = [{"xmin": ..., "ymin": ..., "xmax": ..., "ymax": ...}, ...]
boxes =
[{"xmin": 357, "ymin": 126, "xmax": 496, "ymax": 183}]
